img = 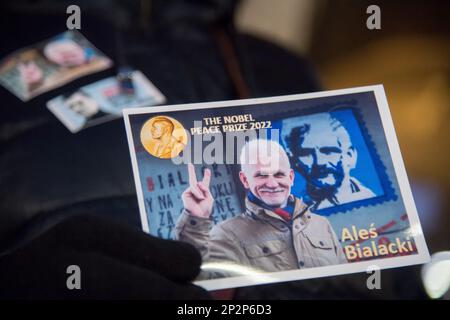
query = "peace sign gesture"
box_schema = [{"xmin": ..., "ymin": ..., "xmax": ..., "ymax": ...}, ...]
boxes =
[{"xmin": 181, "ymin": 164, "xmax": 214, "ymax": 218}]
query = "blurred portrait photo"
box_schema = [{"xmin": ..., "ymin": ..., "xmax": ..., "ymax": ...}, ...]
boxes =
[{"xmin": 0, "ymin": 31, "xmax": 112, "ymax": 101}]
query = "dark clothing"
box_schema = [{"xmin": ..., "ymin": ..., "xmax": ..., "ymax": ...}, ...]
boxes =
[{"xmin": 0, "ymin": 0, "xmax": 319, "ymax": 299}]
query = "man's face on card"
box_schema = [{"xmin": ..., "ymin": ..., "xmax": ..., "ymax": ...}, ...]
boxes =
[
  {"xmin": 44, "ymin": 40, "xmax": 86, "ymax": 67},
  {"xmin": 292, "ymin": 129, "xmax": 348, "ymax": 194},
  {"xmin": 240, "ymin": 151, "xmax": 294, "ymax": 208},
  {"xmin": 67, "ymin": 93, "xmax": 98, "ymax": 117},
  {"xmin": 151, "ymin": 122, "xmax": 167, "ymax": 139}
]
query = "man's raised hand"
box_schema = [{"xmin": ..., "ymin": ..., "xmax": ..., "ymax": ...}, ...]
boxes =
[{"xmin": 181, "ymin": 163, "xmax": 214, "ymax": 218}]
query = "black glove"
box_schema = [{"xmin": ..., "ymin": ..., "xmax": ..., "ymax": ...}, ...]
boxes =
[{"xmin": 0, "ymin": 214, "xmax": 211, "ymax": 299}]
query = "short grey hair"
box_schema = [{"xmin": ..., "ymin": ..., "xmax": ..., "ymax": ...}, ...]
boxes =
[{"xmin": 239, "ymin": 138, "xmax": 289, "ymax": 168}]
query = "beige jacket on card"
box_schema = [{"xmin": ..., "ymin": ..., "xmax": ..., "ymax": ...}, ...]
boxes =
[{"xmin": 174, "ymin": 196, "xmax": 347, "ymax": 279}]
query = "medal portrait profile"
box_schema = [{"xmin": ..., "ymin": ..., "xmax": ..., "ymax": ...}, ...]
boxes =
[{"xmin": 140, "ymin": 115, "xmax": 187, "ymax": 159}]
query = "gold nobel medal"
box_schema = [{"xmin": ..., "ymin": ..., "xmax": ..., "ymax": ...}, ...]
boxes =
[{"xmin": 140, "ymin": 116, "xmax": 187, "ymax": 159}]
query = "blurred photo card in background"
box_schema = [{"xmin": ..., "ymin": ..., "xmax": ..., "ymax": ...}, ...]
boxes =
[
  {"xmin": 47, "ymin": 71, "xmax": 165, "ymax": 133},
  {"xmin": 123, "ymin": 85, "xmax": 429, "ymax": 290},
  {"xmin": 0, "ymin": 30, "xmax": 112, "ymax": 101}
]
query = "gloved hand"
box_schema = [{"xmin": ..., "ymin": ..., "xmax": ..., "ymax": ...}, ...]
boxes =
[{"xmin": 0, "ymin": 214, "xmax": 211, "ymax": 299}]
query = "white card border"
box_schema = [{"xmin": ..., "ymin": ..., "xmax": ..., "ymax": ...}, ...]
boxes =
[{"xmin": 123, "ymin": 84, "xmax": 430, "ymax": 291}]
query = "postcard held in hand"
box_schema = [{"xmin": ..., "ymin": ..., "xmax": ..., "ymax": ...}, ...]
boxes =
[{"xmin": 123, "ymin": 85, "xmax": 429, "ymax": 290}]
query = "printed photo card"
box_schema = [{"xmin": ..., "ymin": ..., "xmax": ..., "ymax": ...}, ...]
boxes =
[{"xmin": 123, "ymin": 85, "xmax": 429, "ymax": 290}]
